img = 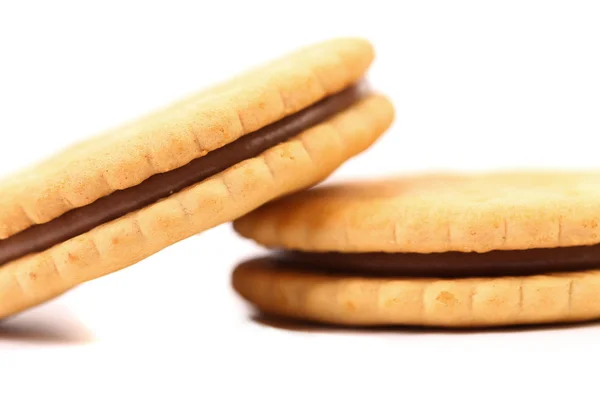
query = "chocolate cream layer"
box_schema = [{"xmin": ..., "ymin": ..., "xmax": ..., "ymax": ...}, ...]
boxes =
[
  {"xmin": 0, "ymin": 81, "xmax": 370, "ymax": 266},
  {"xmin": 276, "ymin": 244, "xmax": 600, "ymax": 278}
]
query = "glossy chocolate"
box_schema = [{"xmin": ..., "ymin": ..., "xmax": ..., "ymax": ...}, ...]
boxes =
[
  {"xmin": 276, "ymin": 244, "xmax": 600, "ymax": 278},
  {"xmin": 0, "ymin": 82, "xmax": 369, "ymax": 266}
]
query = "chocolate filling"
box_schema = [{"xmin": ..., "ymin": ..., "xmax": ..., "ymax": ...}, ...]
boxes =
[
  {"xmin": 276, "ymin": 244, "xmax": 600, "ymax": 278},
  {"xmin": 0, "ymin": 81, "xmax": 370, "ymax": 266}
]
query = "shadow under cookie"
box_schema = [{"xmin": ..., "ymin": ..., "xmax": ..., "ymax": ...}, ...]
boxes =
[
  {"xmin": 251, "ymin": 311, "xmax": 600, "ymax": 334},
  {"xmin": 0, "ymin": 302, "xmax": 94, "ymax": 346}
]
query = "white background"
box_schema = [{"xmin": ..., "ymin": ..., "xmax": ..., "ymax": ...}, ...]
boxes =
[{"xmin": 0, "ymin": 1, "xmax": 599, "ymax": 398}]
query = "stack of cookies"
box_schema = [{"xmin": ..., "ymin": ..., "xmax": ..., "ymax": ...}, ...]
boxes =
[
  {"xmin": 2, "ymin": 37, "xmax": 599, "ymax": 329},
  {"xmin": 233, "ymin": 173, "xmax": 600, "ymax": 327}
]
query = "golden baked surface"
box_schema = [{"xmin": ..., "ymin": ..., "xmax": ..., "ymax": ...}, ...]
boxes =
[
  {"xmin": 0, "ymin": 38, "xmax": 374, "ymax": 239},
  {"xmin": 234, "ymin": 171, "xmax": 600, "ymax": 253},
  {"xmin": 233, "ymin": 257, "xmax": 600, "ymax": 328}
]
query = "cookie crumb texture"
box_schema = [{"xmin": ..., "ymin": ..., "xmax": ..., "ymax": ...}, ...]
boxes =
[
  {"xmin": 0, "ymin": 37, "xmax": 374, "ymax": 240},
  {"xmin": 232, "ymin": 258, "xmax": 600, "ymax": 327},
  {"xmin": 234, "ymin": 172, "xmax": 600, "ymax": 254}
]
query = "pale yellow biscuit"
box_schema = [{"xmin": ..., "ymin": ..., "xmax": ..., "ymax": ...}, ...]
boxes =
[
  {"xmin": 0, "ymin": 37, "xmax": 374, "ymax": 239},
  {"xmin": 234, "ymin": 172, "xmax": 600, "ymax": 254},
  {"xmin": 232, "ymin": 257, "xmax": 600, "ymax": 327},
  {"xmin": 0, "ymin": 95, "xmax": 394, "ymax": 319}
]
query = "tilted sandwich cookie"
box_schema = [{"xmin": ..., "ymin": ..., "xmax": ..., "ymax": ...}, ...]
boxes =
[
  {"xmin": 233, "ymin": 172, "xmax": 600, "ymax": 328},
  {"xmin": 0, "ymin": 38, "xmax": 394, "ymax": 318}
]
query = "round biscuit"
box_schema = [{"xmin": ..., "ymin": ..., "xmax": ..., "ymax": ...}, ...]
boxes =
[
  {"xmin": 0, "ymin": 37, "xmax": 375, "ymax": 239},
  {"xmin": 234, "ymin": 172, "xmax": 600, "ymax": 253},
  {"xmin": 0, "ymin": 94, "xmax": 394, "ymax": 319},
  {"xmin": 232, "ymin": 257, "xmax": 600, "ymax": 328}
]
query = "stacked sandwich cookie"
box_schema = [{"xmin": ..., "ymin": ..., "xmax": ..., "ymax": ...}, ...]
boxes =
[
  {"xmin": 233, "ymin": 172, "xmax": 600, "ymax": 327},
  {"xmin": 0, "ymin": 38, "xmax": 394, "ymax": 319}
]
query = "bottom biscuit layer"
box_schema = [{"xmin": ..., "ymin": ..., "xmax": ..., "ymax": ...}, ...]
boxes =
[{"xmin": 232, "ymin": 257, "xmax": 600, "ymax": 327}]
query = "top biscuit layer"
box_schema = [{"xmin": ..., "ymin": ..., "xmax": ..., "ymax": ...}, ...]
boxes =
[
  {"xmin": 0, "ymin": 38, "xmax": 374, "ymax": 239},
  {"xmin": 234, "ymin": 171, "xmax": 600, "ymax": 254}
]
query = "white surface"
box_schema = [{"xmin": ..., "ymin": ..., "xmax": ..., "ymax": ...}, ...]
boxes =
[{"xmin": 0, "ymin": 1, "xmax": 599, "ymax": 398}]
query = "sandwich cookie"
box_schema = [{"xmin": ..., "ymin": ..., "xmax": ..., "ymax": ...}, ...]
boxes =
[
  {"xmin": 233, "ymin": 172, "xmax": 600, "ymax": 327},
  {"xmin": 0, "ymin": 38, "xmax": 394, "ymax": 318}
]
